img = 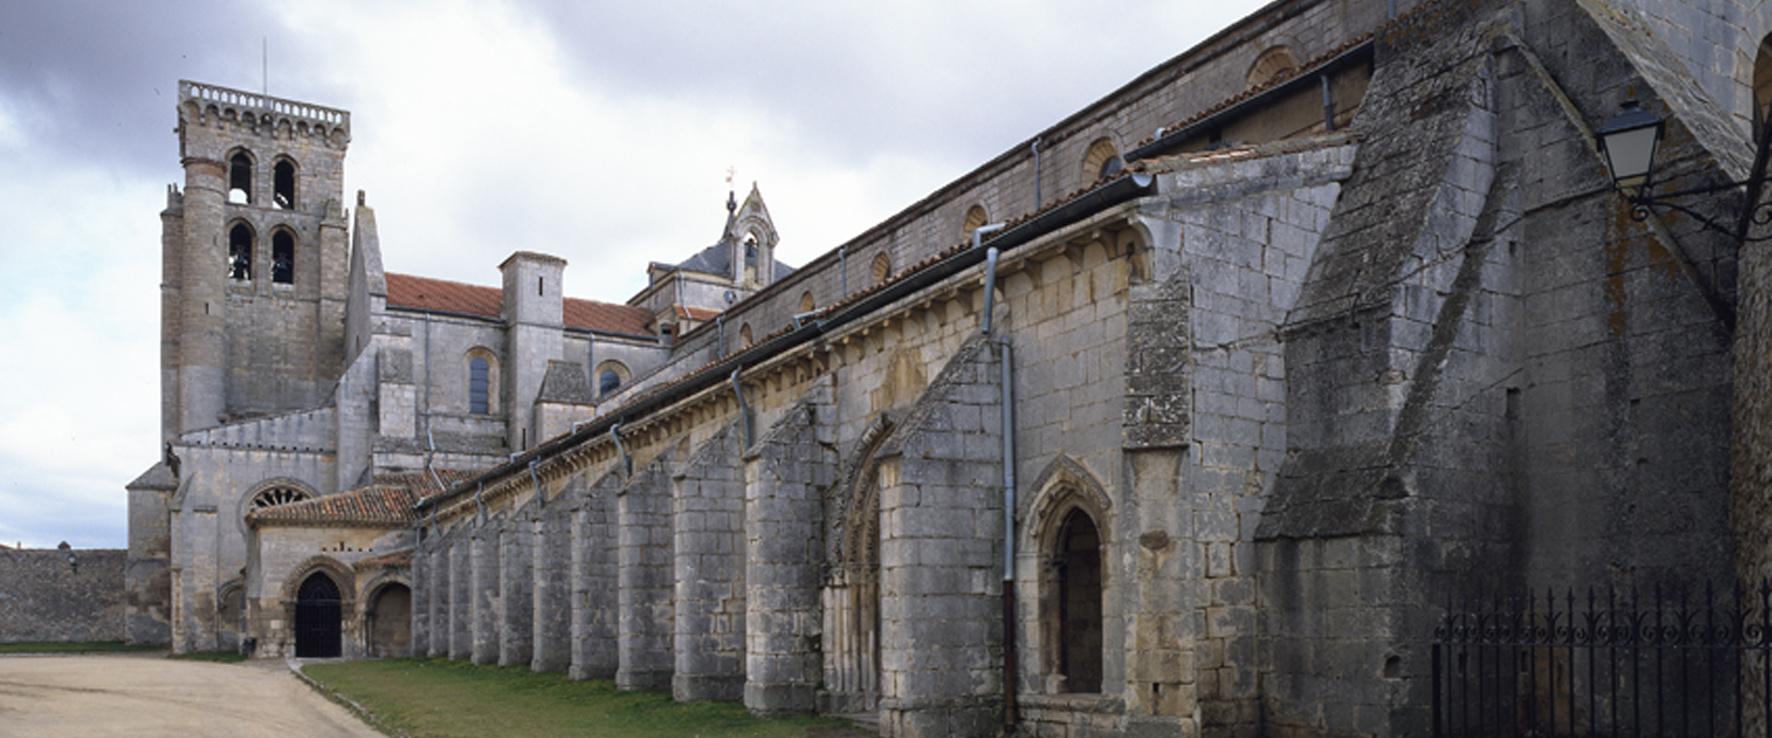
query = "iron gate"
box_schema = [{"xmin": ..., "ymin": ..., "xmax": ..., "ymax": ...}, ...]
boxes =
[
  {"xmin": 1432, "ymin": 582, "xmax": 1772, "ymax": 737},
  {"xmin": 294, "ymin": 573, "xmax": 342, "ymax": 658}
]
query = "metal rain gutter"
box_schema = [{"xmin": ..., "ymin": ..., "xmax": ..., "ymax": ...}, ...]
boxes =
[
  {"xmin": 1124, "ymin": 39, "xmax": 1374, "ymax": 162},
  {"xmin": 416, "ymin": 171, "xmax": 1155, "ymax": 513}
]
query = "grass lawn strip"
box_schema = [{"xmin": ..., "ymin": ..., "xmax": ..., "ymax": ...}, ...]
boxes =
[{"xmin": 303, "ymin": 659, "xmax": 865, "ymax": 738}]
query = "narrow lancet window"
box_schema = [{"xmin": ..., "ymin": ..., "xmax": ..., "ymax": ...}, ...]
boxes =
[
  {"xmin": 228, "ymin": 151, "xmax": 253, "ymax": 204},
  {"xmin": 469, "ymin": 356, "xmax": 491, "ymax": 414},
  {"xmin": 273, "ymin": 159, "xmax": 296, "ymax": 210}
]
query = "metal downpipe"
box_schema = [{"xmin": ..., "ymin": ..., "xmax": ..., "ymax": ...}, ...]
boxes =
[
  {"xmin": 730, "ymin": 367, "xmax": 752, "ymax": 449},
  {"xmin": 611, "ymin": 422, "xmax": 631, "ymax": 478},
  {"xmin": 980, "ymin": 244, "xmax": 1018, "ymax": 732}
]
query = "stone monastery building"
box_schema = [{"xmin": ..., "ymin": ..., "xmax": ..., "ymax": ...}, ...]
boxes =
[{"xmin": 123, "ymin": 0, "xmax": 1772, "ymax": 735}]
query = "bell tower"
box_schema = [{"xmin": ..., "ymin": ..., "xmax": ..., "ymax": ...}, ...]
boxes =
[{"xmin": 162, "ymin": 81, "xmax": 352, "ymax": 437}]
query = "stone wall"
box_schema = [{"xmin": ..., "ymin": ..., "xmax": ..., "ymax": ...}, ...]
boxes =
[{"xmin": 0, "ymin": 547, "xmax": 126, "ymax": 643}]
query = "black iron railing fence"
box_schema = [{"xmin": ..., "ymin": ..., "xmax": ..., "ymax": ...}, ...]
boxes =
[{"xmin": 1432, "ymin": 582, "xmax": 1772, "ymax": 738}]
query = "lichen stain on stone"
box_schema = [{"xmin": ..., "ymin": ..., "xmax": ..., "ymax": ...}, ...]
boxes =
[
  {"xmin": 1645, "ymin": 212, "xmax": 1683, "ymax": 279},
  {"xmin": 1606, "ymin": 201, "xmax": 1632, "ymax": 335},
  {"xmin": 868, "ymin": 348, "xmax": 927, "ymax": 414}
]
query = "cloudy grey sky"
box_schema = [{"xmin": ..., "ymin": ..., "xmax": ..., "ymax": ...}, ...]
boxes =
[{"xmin": 0, "ymin": 0, "xmax": 1266, "ymax": 548}]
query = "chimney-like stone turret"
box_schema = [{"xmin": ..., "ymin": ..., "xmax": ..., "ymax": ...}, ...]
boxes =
[{"xmin": 500, "ymin": 251, "xmax": 566, "ymax": 451}]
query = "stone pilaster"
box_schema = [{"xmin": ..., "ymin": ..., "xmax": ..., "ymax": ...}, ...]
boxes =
[
  {"xmin": 428, "ymin": 540, "xmax": 449, "ymax": 658},
  {"xmin": 571, "ymin": 470, "xmax": 622, "ymax": 680},
  {"xmin": 471, "ymin": 519, "xmax": 500, "ymax": 665},
  {"xmin": 411, "ymin": 537, "xmax": 430, "ymax": 657},
  {"xmin": 743, "ymin": 394, "xmax": 834, "ymax": 715},
  {"xmin": 449, "ymin": 534, "xmax": 470, "ymax": 660},
  {"xmin": 672, "ymin": 422, "xmax": 748, "ymax": 702},
  {"xmin": 531, "ymin": 501, "xmax": 571, "ymax": 672},
  {"xmin": 875, "ymin": 339, "xmax": 1003, "ymax": 738},
  {"xmin": 617, "ymin": 455, "xmax": 676, "ymax": 691},
  {"xmin": 499, "ymin": 513, "xmax": 533, "ymax": 668}
]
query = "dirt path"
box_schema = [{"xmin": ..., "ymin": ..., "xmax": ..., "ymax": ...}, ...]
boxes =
[{"xmin": 0, "ymin": 653, "xmax": 381, "ymax": 737}]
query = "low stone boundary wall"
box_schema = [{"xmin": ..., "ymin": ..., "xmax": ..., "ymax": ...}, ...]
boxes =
[{"xmin": 0, "ymin": 546, "xmax": 126, "ymax": 642}]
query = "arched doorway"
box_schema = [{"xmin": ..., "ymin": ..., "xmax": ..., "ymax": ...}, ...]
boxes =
[
  {"xmin": 367, "ymin": 583, "xmax": 412, "ymax": 658},
  {"xmin": 823, "ymin": 423, "xmax": 891, "ymax": 717},
  {"xmin": 1053, "ymin": 509, "xmax": 1103, "ymax": 693},
  {"xmin": 294, "ymin": 572, "xmax": 342, "ymax": 658}
]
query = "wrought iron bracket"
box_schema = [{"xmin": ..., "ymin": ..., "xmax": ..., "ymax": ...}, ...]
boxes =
[{"xmin": 1622, "ymin": 176, "xmax": 1772, "ymax": 243}]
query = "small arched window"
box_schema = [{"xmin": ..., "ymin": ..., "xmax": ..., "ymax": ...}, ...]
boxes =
[
  {"xmin": 1247, "ymin": 46, "xmax": 1300, "ymax": 89},
  {"xmin": 228, "ymin": 222, "xmax": 254, "ymax": 280},
  {"xmin": 594, "ymin": 360, "xmax": 630, "ymax": 398},
  {"xmin": 963, "ymin": 204, "xmax": 988, "ymax": 238},
  {"xmin": 271, "ymin": 229, "xmax": 295, "ymax": 284},
  {"xmin": 871, "ymin": 252, "xmax": 892, "ymax": 286},
  {"xmin": 799, "ymin": 291, "xmax": 816, "ymax": 312},
  {"xmin": 739, "ymin": 323, "xmax": 755, "ymax": 349},
  {"xmin": 1081, "ymin": 138, "xmax": 1123, "ymax": 183},
  {"xmin": 273, "ymin": 158, "xmax": 297, "ymax": 210},
  {"xmin": 228, "ymin": 150, "xmax": 253, "ymax": 204}
]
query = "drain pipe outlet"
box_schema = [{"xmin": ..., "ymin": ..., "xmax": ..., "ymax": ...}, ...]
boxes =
[
  {"xmin": 527, "ymin": 460, "xmax": 543, "ymax": 508},
  {"xmin": 610, "ymin": 422, "xmax": 631, "ymax": 478},
  {"xmin": 980, "ymin": 244, "xmax": 1003, "ymax": 336},
  {"xmin": 425, "ymin": 427, "xmax": 448, "ymax": 510},
  {"xmin": 730, "ymin": 367, "xmax": 752, "ymax": 449}
]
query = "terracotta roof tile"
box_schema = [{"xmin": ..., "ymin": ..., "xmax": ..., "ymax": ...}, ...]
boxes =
[
  {"xmin": 352, "ymin": 549, "xmax": 414, "ymax": 570},
  {"xmin": 1132, "ymin": 33, "xmax": 1376, "ymax": 151},
  {"xmin": 248, "ymin": 468, "xmax": 483, "ymax": 528},
  {"xmin": 674, "ymin": 305, "xmax": 723, "ymax": 321},
  {"xmin": 386, "ymin": 273, "xmax": 654, "ymax": 336}
]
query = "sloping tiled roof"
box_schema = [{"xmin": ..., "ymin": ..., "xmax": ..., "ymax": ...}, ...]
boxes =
[
  {"xmin": 563, "ymin": 296, "xmax": 653, "ymax": 336},
  {"xmin": 352, "ymin": 549, "xmax": 413, "ymax": 570},
  {"xmin": 386, "ymin": 273, "xmax": 654, "ymax": 336},
  {"xmin": 248, "ymin": 468, "xmax": 482, "ymax": 528},
  {"xmin": 673, "ymin": 305, "xmax": 722, "ymax": 321}
]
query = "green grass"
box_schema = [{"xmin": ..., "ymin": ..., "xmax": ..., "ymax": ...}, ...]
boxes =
[
  {"xmin": 303, "ymin": 659, "xmax": 866, "ymax": 738},
  {"xmin": 168, "ymin": 649, "xmax": 247, "ymax": 663},
  {"xmin": 0, "ymin": 641, "xmax": 162, "ymax": 654}
]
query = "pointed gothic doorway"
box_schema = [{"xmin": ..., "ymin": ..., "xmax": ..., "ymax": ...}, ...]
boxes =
[{"xmin": 294, "ymin": 572, "xmax": 343, "ymax": 658}]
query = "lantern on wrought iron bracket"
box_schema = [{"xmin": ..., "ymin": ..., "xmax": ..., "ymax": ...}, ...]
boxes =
[{"xmin": 1597, "ymin": 99, "xmax": 1772, "ymax": 243}]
